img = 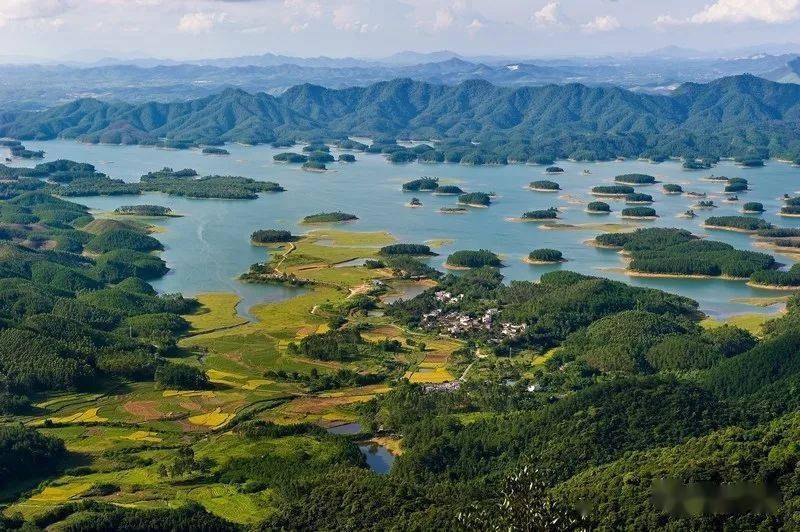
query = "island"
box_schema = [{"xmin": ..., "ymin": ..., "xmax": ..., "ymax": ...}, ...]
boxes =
[
  {"xmin": 742, "ymin": 202, "xmax": 765, "ymax": 214},
  {"xmin": 591, "ymin": 185, "xmax": 634, "ymax": 198},
  {"xmin": 525, "ymin": 248, "xmax": 565, "ymax": 264},
  {"xmin": 614, "ymin": 173, "xmax": 656, "ymax": 185},
  {"xmin": 458, "ymin": 192, "xmax": 492, "ymax": 207},
  {"xmin": 662, "ymin": 183, "xmax": 683, "ymax": 195},
  {"xmin": 302, "ymin": 212, "xmax": 358, "ymax": 224},
  {"xmin": 379, "ymin": 244, "xmax": 436, "ymax": 256},
  {"xmin": 703, "ymin": 215, "xmax": 772, "ymax": 232},
  {"xmin": 625, "ymin": 193, "xmax": 653, "ymax": 204},
  {"xmin": 545, "ymin": 166, "xmax": 564, "ymax": 174},
  {"xmin": 251, "ymin": 229, "xmax": 298, "ymax": 244},
  {"xmin": 407, "ymin": 197, "xmax": 422, "ymax": 208},
  {"xmin": 692, "ymin": 200, "xmax": 716, "ymax": 209},
  {"xmin": 520, "ymin": 207, "xmax": 559, "ymax": 220},
  {"xmin": 274, "ymin": 152, "xmax": 308, "ymax": 163},
  {"xmin": 338, "ymin": 154, "xmax": 356, "ymax": 163},
  {"xmin": 113, "ymin": 205, "xmax": 176, "ymax": 217},
  {"xmin": 528, "ymin": 180, "xmax": 560, "ymax": 192},
  {"xmin": 402, "ymin": 177, "xmax": 439, "ymax": 191},
  {"xmin": 202, "ymin": 147, "xmax": 229, "ymax": 155},
  {"xmin": 302, "ymin": 160, "xmax": 327, "ymax": 171},
  {"xmin": 724, "ymin": 178, "xmax": 748, "ymax": 192},
  {"xmin": 621, "ymin": 206, "xmax": 657, "ymax": 219},
  {"xmin": 779, "ymin": 205, "xmax": 800, "ymax": 217},
  {"xmin": 749, "ymin": 264, "xmax": 800, "ymax": 289},
  {"xmin": 445, "ymin": 249, "xmax": 502, "ymax": 269},
  {"xmin": 433, "ymin": 185, "xmax": 465, "ymax": 195},
  {"xmin": 439, "ymin": 206, "xmax": 468, "ymax": 214},
  {"xmin": 586, "ymin": 201, "xmax": 611, "ymax": 214}
]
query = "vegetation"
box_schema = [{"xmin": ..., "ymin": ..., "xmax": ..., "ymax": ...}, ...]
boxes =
[
  {"xmin": 274, "ymin": 152, "xmax": 308, "ymax": 163},
  {"xmin": 521, "ymin": 207, "xmax": 558, "ymax": 220},
  {"xmin": 662, "ymin": 183, "xmax": 682, "ymax": 193},
  {"xmin": 545, "ymin": 167, "xmax": 564, "ymax": 173},
  {"xmin": 705, "ymin": 215, "xmax": 772, "ymax": 231},
  {"xmin": 202, "ymin": 147, "xmax": 229, "ymax": 155},
  {"xmin": 625, "ymin": 193, "xmax": 653, "ymax": 203},
  {"xmin": 586, "ymin": 201, "xmax": 610, "ymax": 212},
  {"xmin": 446, "ymin": 249, "xmax": 502, "ymax": 268},
  {"xmin": 402, "ymin": 177, "xmax": 438, "ymax": 191},
  {"xmin": 458, "ymin": 192, "xmax": 491, "ymax": 206},
  {"xmin": 434, "ymin": 185, "xmax": 464, "ymax": 195},
  {"xmin": 615, "ymin": 173, "xmax": 655, "ymax": 184},
  {"xmin": 379, "ymin": 244, "xmax": 434, "ymax": 256},
  {"xmin": 528, "ymin": 249, "xmax": 563, "ymax": 263},
  {"xmin": 113, "ymin": 205, "xmax": 173, "ymax": 216},
  {"xmin": 529, "ymin": 180, "xmax": 559, "ymax": 191},
  {"xmin": 251, "ymin": 229, "xmax": 297, "ymax": 244},
  {"xmin": 592, "ymin": 185, "xmax": 634, "ymax": 196},
  {"xmin": 302, "ymin": 212, "xmax": 358, "ymax": 223},
  {"xmin": 621, "ymin": 207, "xmax": 657, "ymax": 218},
  {"xmin": 742, "ymin": 202, "xmax": 764, "ymax": 212}
]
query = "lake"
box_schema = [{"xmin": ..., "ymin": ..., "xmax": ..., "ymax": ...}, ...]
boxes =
[{"xmin": 13, "ymin": 140, "xmax": 800, "ymax": 318}]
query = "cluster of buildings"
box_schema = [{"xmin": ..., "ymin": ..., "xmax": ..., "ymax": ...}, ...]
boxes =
[{"xmin": 421, "ymin": 290, "xmax": 527, "ymax": 339}]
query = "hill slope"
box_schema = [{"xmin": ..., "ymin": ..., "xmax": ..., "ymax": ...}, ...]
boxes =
[{"xmin": 2, "ymin": 75, "xmax": 800, "ymax": 159}]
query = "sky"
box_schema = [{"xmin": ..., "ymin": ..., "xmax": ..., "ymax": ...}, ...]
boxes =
[{"xmin": 1, "ymin": 0, "xmax": 800, "ymax": 61}]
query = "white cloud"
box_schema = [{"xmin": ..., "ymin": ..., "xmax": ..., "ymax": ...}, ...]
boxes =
[
  {"xmin": 653, "ymin": 14, "xmax": 682, "ymax": 26},
  {"xmin": 177, "ymin": 11, "xmax": 226, "ymax": 34},
  {"xmin": 433, "ymin": 6, "xmax": 455, "ymax": 30},
  {"xmin": 466, "ymin": 18, "xmax": 483, "ymax": 31},
  {"xmin": 689, "ymin": 0, "xmax": 800, "ymax": 24},
  {"xmin": 532, "ymin": 1, "xmax": 561, "ymax": 26},
  {"xmin": 582, "ymin": 14, "xmax": 620, "ymax": 32},
  {"xmin": 0, "ymin": 0, "xmax": 72, "ymax": 27},
  {"xmin": 332, "ymin": 3, "xmax": 379, "ymax": 33}
]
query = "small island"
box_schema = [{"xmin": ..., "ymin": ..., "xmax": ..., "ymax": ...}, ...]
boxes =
[
  {"xmin": 439, "ymin": 206, "xmax": 468, "ymax": 214},
  {"xmin": 742, "ymin": 202, "xmax": 765, "ymax": 214},
  {"xmin": 678, "ymin": 210, "xmax": 697, "ymax": 219},
  {"xmin": 591, "ymin": 185, "xmax": 634, "ymax": 198},
  {"xmin": 528, "ymin": 180, "xmax": 560, "ymax": 192},
  {"xmin": 692, "ymin": 200, "xmax": 716, "ymax": 209},
  {"xmin": 701, "ymin": 174, "xmax": 729, "ymax": 182},
  {"xmin": 621, "ymin": 206, "xmax": 657, "ymax": 219},
  {"xmin": 407, "ymin": 197, "xmax": 422, "ymax": 208},
  {"xmin": 379, "ymin": 243, "xmax": 436, "ymax": 256},
  {"xmin": 302, "ymin": 160, "xmax": 327, "ymax": 172},
  {"xmin": 586, "ymin": 201, "xmax": 611, "ymax": 214},
  {"xmin": 445, "ymin": 249, "xmax": 502, "ymax": 269},
  {"xmin": 520, "ymin": 207, "xmax": 559, "ymax": 221},
  {"xmin": 749, "ymin": 265, "xmax": 800, "ymax": 289},
  {"xmin": 779, "ymin": 205, "xmax": 800, "ymax": 218},
  {"xmin": 251, "ymin": 229, "xmax": 298, "ymax": 245},
  {"xmin": 402, "ymin": 177, "xmax": 439, "ymax": 191},
  {"xmin": 662, "ymin": 184, "xmax": 683, "ymax": 195},
  {"xmin": 736, "ymin": 157, "xmax": 765, "ymax": 167},
  {"xmin": 614, "ymin": 173, "xmax": 656, "ymax": 185},
  {"xmin": 202, "ymin": 147, "xmax": 229, "ymax": 155},
  {"xmin": 302, "ymin": 212, "xmax": 358, "ymax": 224},
  {"xmin": 724, "ymin": 195, "xmax": 739, "ymax": 203},
  {"xmin": 113, "ymin": 205, "xmax": 176, "ymax": 217},
  {"xmin": 724, "ymin": 178, "xmax": 748, "ymax": 193},
  {"xmin": 273, "ymin": 152, "xmax": 308, "ymax": 164},
  {"xmin": 458, "ymin": 192, "xmax": 492, "ymax": 207},
  {"xmin": 525, "ymin": 248, "xmax": 565, "ymax": 264},
  {"xmin": 625, "ymin": 193, "xmax": 653, "ymax": 204},
  {"xmin": 433, "ymin": 185, "xmax": 465, "ymax": 195},
  {"xmin": 545, "ymin": 166, "xmax": 564, "ymax": 174},
  {"xmin": 338, "ymin": 154, "xmax": 356, "ymax": 163},
  {"xmin": 703, "ymin": 215, "xmax": 772, "ymax": 232}
]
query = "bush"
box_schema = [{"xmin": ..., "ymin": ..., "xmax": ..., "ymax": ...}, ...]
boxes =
[
  {"xmin": 434, "ymin": 185, "xmax": 464, "ymax": 195},
  {"xmin": 0, "ymin": 425, "xmax": 66, "ymax": 481},
  {"xmin": 742, "ymin": 202, "xmax": 764, "ymax": 212},
  {"xmin": 113, "ymin": 205, "xmax": 172, "ymax": 216},
  {"xmin": 625, "ymin": 193, "xmax": 653, "ymax": 203},
  {"xmin": 662, "ymin": 183, "xmax": 683, "ymax": 193},
  {"xmin": 402, "ymin": 177, "xmax": 439, "ymax": 191}
]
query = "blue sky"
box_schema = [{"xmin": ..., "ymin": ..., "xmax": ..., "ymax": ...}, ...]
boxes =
[{"xmin": 1, "ymin": 0, "xmax": 800, "ymax": 61}]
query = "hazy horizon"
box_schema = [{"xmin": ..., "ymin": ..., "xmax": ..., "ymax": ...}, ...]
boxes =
[{"xmin": 3, "ymin": 1, "xmax": 800, "ymax": 63}]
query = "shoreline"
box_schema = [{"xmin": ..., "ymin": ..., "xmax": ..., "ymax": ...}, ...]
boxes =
[
  {"xmin": 523, "ymin": 257, "xmax": 566, "ymax": 265},
  {"xmin": 585, "ymin": 209, "xmax": 611, "ymax": 214},
  {"xmin": 527, "ymin": 186, "xmax": 560, "ymax": 192},
  {"xmin": 621, "ymin": 215, "xmax": 658, "ymax": 220},
  {"xmin": 442, "ymin": 263, "xmax": 502, "ymax": 270},
  {"xmin": 746, "ymin": 281, "xmax": 800, "ymax": 291},
  {"xmin": 506, "ymin": 216, "xmax": 558, "ymax": 223},
  {"xmin": 702, "ymin": 224, "xmax": 759, "ymax": 233},
  {"xmin": 591, "ymin": 192, "xmax": 629, "ymax": 198},
  {"xmin": 778, "ymin": 212, "xmax": 800, "ymax": 218},
  {"xmin": 584, "ymin": 239, "xmax": 621, "ymax": 249},
  {"xmin": 625, "ymin": 270, "xmax": 749, "ymax": 281},
  {"xmin": 457, "ymin": 202, "xmax": 489, "ymax": 208}
]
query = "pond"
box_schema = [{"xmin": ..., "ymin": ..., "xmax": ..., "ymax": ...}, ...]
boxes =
[
  {"xmin": 12, "ymin": 140, "xmax": 800, "ymax": 318},
  {"xmin": 358, "ymin": 442, "xmax": 395, "ymax": 475}
]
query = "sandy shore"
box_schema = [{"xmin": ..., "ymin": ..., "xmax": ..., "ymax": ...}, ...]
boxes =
[
  {"xmin": 625, "ymin": 270, "xmax": 748, "ymax": 281},
  {"xmin": 506, "ymin": 216, "xmax": 558, "ymax": 222},
  {"xmin": 523, "ymin": 257, "xmax": 566, "ymax": 265},
  {"xmin": 528, "ymin": 186, "xmax": 560, "ymax": 192},
  {"xmin": 746, "ymin": 282, "xmax": 800, "ymax": 291},
  {"xmin": 621, "ymin": 215, "xmax": 658, "ymax": 220},
  {"xmin": 702, "ymin": 224, "xmax": 759, "ymax": 233}
]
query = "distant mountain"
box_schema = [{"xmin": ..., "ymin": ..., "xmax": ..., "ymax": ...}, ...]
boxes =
[
  {"xmin": 2, "ymin": 75, "xmax": 799, "ymax": 161},
  {"xmin": 381, "ymin": 50, "xmax": 464, "ymax": 65}
]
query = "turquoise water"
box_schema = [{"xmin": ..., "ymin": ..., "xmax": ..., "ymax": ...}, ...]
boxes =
[{"xmin": 15, "ymin": 140, "xmax": 800, "ymax": 318}]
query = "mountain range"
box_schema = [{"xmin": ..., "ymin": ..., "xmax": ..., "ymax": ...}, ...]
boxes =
[{"xmin": 1, "ymin": 74, "xmax": 799, "ymax": 160}]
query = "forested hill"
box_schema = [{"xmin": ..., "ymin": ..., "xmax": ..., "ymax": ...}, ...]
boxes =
[{"xmin": 2, "ymin": 74, "xmax": 800, "ymax": 160}]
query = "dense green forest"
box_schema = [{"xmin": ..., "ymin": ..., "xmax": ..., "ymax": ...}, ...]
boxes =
[{"xmin": 5, "ymin": 75, "xmax": 800, "ymax": 161}]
